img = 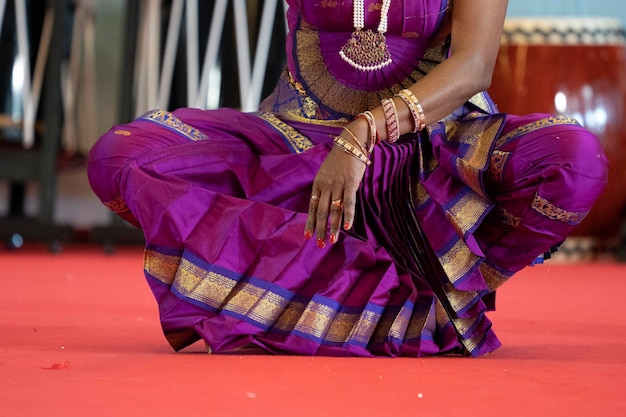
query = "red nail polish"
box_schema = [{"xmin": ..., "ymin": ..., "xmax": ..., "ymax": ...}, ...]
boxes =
[
  {"xmin": 329, "ymin": 233, "xmax": 336, "ymax": 244},
  {"xmin": 317, "ymin": 238, "xmax": 326, "ymax": 248},
  {"xmin": 304, "ymin": 229, "xmax": 312, "ymax": 239},
  {"xmin": 344, "ymin": 221, "xmax": 350, "ymax": 230}
]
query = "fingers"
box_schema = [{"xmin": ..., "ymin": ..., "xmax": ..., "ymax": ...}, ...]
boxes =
[
  {"xmin": 304, "ymin": 193, "xmax": 320, "ymax": 241},
  {"xmin": 304, "ymin": 190, "xmax": 343, "ymax": 248},
  {"xmin": 305, "ymin": 186, "xmax": 358, "ymax": 248},
  {"xmin": 304, "ymin": 145, "xmax": 367, "ymax": 248},
  {"xmin": 315, "ymin": 194, "xmax": 332, "ymax": 248},
  {"xmin": 341, "ymin": 185, "xmax": 358, "ymax": 231},
  {"xmin": 328, "ymin": 197, "xmax": 343, "ymax": 245}
]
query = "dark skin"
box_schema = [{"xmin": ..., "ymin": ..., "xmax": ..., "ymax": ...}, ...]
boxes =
[{"xmin": 304, "ymin": 0, "xmax": 509, "ymax": 248}]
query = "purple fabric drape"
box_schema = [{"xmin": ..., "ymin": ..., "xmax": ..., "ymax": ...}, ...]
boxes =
[{"xmin": 87, "ymin": 0, "xmax": 608, "ymax": 357}]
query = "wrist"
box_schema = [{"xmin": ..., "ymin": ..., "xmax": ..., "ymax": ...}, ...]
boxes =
[
  {"xmin": 342, "ymin": 118, "xmax": 369, "ymax": 154},
  {"xmin": 354, "ymin": 111, "xmax": 380, "ymax": 153}
]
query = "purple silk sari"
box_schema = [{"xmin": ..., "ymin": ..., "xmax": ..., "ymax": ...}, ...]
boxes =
[{"xmin": 88, "ymin": 0, "xmax": 608, "ymax": 356}]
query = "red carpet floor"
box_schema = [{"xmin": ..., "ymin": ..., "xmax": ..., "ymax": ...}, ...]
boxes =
[{"xmin": 1, "ymin": 244, "xmax": 625, "ymax": 417}]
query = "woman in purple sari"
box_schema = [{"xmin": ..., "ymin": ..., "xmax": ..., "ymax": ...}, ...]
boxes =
[{"xmin": 88, "ymin": 0, "xmax": 608, "ymax": 357}]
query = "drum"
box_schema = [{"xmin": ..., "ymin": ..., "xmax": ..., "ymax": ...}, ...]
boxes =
[{"xmin": 490, "ymin": 17, "xmax": 626, "ymax": 239}]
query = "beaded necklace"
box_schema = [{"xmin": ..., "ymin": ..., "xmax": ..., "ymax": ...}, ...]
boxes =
[{"xmin": 339, "ymin": 0, "xmax": 392, "ymax": 71}]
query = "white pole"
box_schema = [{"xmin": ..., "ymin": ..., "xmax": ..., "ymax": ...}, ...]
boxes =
[
  {"xmin": 134, "ymin": 5, "xmax": 148, "ymax": 115},
  {"xmin": 25, "ymin": 5, "xmax": 53, "ymax": 150},
  {"xmin": 157, "ymin": 0, "xmax": 184, "ymax": 109},
  {"xmin": 14, "ymin": 0, "xmax": 34, "ymax": 147},
  {"xmin": 245, "ymin": 0, "xmax": 277, "ymax": 111},
  {"xmin": 233, "ymin": 0, "xmax": 251, "ymax": 111},
  {"xmin": 194, "ymin": 0, "xmax": 228, "ymax": 109},
  {"xmin": 185, "ymin": 0, "xmax": 199, "ymax": 106},
  {"xmin": 146, "ymin": 0, "xmax": 161, "ymax": 110},
  {"xmin": 283, "ymin": 0, "xmax": 289, "ymax": 35},
  {"xmin": 62, "ymin": 1, "xmax": 85, "ymax": 153},
  {"xmin": 81, "ymin": 0, "xmax": 98, "ymax": 153},
  {"xmin": 0, "ymin": 0, "xmax": 6, "ymax": 39}
]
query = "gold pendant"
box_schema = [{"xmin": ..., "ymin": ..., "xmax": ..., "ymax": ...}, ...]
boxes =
[{"xmin": 340, "ymin": 29, "xmax": 392, "ymax": 72}]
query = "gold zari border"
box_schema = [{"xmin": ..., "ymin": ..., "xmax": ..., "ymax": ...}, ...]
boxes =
[
  {"xmin": 439, "ymin": 232, "xmax": 481, "ymax": 287},
  {"xmin": 139, "ymin": 109, "xmax": 209, "ymax": 141},
  {"xmin": 452, "ymin": 116, "xmax": 504, "ymax": 197},
  {"xmin": 103, "ymin": 196, "xmax": 129, "ymax": 213},
  {"xmin": 445, "ymin": 192, "xmax": 492, "ymax": 238},
  {"xmin": 488, "ymin": 150, "xmax": 509, "ymax": 184},
  {"xmin": 496, "ymin": 115, "xmax": 580, "ymax": 148},
  {"xmin": 531, "ymin": 194, "xmax": 589, "ymax": 225},
  {"xmin": 480, "ymin": 262, "xmax": 514, "ymax": 292},
  {"xmin": 143, "ymin": 249, "xmax": 431, "ymax": 347},
  {"xmin": 256, "ymin": 111, "xmax": 314, "ymax": 154}
]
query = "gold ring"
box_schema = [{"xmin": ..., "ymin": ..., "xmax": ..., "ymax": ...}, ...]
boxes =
[
  {"xmin": 310, "ymin": 194, "xmax": 320, "ymax": 202},
  {"xmin": 331, "ymin": 199, "xmax": 343, "ymax": 208}
]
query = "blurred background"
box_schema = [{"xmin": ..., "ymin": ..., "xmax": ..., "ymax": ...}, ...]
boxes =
[{"xmin": 0, "ymin": 0, "xmax": 625, "ymax": 259}]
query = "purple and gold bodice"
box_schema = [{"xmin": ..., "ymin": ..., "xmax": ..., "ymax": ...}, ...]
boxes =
[{"xmin": 260, "ymin": 0, "xmax": 453, "ymax": 122}]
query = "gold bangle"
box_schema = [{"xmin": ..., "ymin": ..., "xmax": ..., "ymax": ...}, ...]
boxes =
[
  {"xmin": 382, "ymin": 98, "xmax": 400, "ymax": 143},
  {"xmin": 333, "ymin": 136, "xmax": 371, "ymax": 166},
  {"xmin": 357, "ymin": 111, "xmax": 378, "ymax": 154},
  {"xmin": 396, "ymin": 89, "xmax": 426, "ymax": 132},
  {"xmin": 342, "ymin": 126, "xmax": 368, "ymax": 156},
  {"xmin": 334, "ymin": 136, "xmax": 371, "ymax": 165}
]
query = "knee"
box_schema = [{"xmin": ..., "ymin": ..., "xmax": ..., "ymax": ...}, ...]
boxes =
[
  {"xmin": 87, "ymin": 129, "xmax": 144, "ymax": 228},
  {"xmin": 87, "ymin": 129, "xmax": 134, "ymax": 203},
  {"xmin": 521, "ymin": 126, "xmax": 609, "ymax": 232},
  {"xmin": 545, "ymin": 126, "xmax": 609, "ymax": 203},
  {"xmin": 495, "ymin": 122, "xmax": 609, "ymax": 222},
  {"xmin": 553, "ymin": 126, "xmax": 609, "ymax": 181}
]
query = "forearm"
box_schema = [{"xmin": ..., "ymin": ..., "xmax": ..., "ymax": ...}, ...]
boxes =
[
  {"xmin": 341, "ymin": 0, "xmax": 508, "ymax": 148},
  {"xmin": 372, "ymin": 53, "xmax": 495, "ymax": 140}
]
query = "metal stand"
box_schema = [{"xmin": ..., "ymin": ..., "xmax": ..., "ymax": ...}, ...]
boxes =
[{"xmin": 0, "ymin": 0, "xmax": 72, "ymax": 251}]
